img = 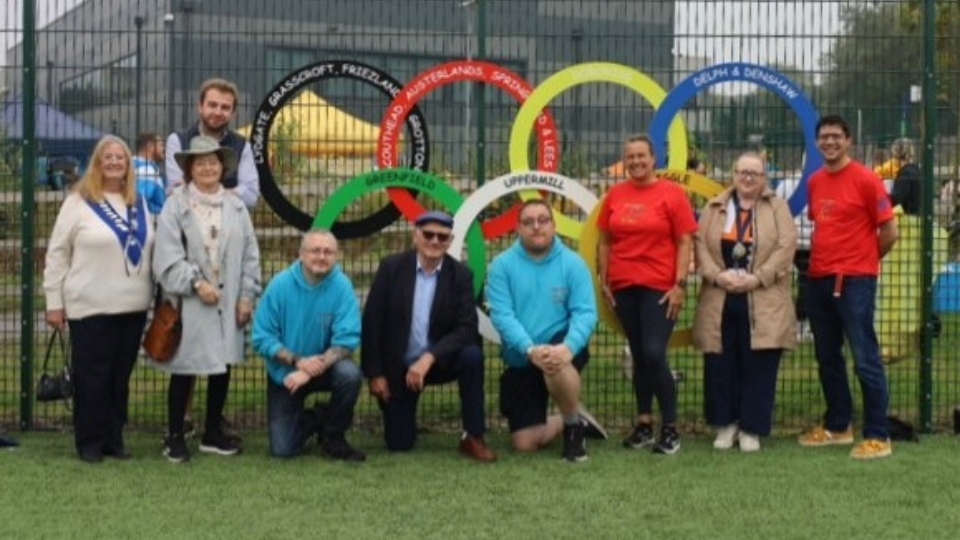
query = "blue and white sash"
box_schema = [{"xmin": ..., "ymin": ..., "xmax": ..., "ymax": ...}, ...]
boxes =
[{"xmin": 87, "ymin": 196, "xmax": 147, "ymax": 266}]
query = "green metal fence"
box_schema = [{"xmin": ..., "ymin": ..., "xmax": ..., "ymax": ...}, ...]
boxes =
[{"xmin": 2, "ymin": 0, "xmax": 959, "ymax": 435}]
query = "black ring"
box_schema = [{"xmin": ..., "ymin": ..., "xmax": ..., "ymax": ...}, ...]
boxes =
[{"xmin": 250, "ymin": 60, "xmax": 430, "ymax": 236}]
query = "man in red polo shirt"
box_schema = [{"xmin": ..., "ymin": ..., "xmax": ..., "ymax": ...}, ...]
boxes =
[{"xmin": 798, "ymin": 114, "xmax": 899, "ymax": 460}]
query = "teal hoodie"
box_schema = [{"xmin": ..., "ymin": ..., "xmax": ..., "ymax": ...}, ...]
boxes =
[
  {"xmin": 252, "ymin": 261, "xmax": 361, "ymax": 385},
  {"xmin": 487, "ymin": 238, "xmax": 597, "ymax": 368}
]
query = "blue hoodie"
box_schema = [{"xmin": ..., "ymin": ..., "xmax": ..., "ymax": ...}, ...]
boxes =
[
  {"xmin": 487, "ymin": 238, "xmax": 598, "ymax": 368},
  {"xmin": 252, "ymin": 261, "xmax": 361, "ymax": 385}
]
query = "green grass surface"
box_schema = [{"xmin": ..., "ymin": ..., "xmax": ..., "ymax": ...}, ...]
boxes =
[{"xmin": 1, "ymin": 431, "xmax": 958, "ymax": 539}]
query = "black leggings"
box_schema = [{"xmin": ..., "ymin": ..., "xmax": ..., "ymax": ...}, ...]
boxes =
[
  {"xmin": 168, "ymin": 368, "xmax": 231, "ymax": 436},
  {"xmin": 614, "ymin": 286, "xmax": 678, "ymax": 425}
]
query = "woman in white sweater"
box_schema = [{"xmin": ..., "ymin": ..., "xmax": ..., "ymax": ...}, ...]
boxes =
[{"xmin": 43, "ymin": 135, "xmax": 154, "ymax": 463}]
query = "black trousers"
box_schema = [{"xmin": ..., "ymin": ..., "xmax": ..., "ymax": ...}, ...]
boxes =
[
  {"xmin": 379, "ymin": 345, "xmax": 487, "ymax": 451},
  {"xmin": 68, "ymin": 311, "xmax": 147, "ymax": 456}
]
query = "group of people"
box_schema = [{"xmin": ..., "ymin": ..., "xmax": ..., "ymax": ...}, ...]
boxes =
[
  {"xmin": 42, "ymin": 82, "xmax": 900, "ymax": 465},
  {"xmin": 591, "ymin": 115, "xmax": 898, "ymax": 460}
]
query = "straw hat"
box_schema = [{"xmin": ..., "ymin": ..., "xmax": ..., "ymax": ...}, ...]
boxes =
[{"xmin": 173, "ymin": 135, "xmax": 237, "ymax": 179}]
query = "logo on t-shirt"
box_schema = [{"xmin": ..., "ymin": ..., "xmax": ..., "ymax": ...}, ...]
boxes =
[
  {"xmin": 816, "ymin": 199, "xmax": 837, "ymax": 220},
  {"xmin": 618, "ymin": 203, "xmax": 648, "ymax": 225},
  {"xmin": 551, "ymin": 287, "xmax": 569, "ymax": 306}
]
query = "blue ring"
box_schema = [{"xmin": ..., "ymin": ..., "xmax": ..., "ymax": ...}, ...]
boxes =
[{"xmin": 649, "ymin": 62, "xmax": 821, "ymax": 215}]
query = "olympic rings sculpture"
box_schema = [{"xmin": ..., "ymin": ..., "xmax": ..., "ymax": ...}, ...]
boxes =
[{"xmin": 252, "ymin": 60, "xmax": 822, "ymax": 344}]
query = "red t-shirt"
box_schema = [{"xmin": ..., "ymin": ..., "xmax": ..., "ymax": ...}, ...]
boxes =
[
  {"xmin": 598, "ymin": 179, "xmax": 698, "ymax": 292},
  {"xmin": 808, "ymin": 160, "xmax": 894, "ymax": 277}
]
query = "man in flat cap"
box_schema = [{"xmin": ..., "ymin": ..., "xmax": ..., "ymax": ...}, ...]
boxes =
[{"xmin": 361, "ymin": 210, "xmax": 497, "ymax": 462}]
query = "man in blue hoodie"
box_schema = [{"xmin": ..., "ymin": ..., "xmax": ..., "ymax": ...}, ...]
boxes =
[
  {"xmin": 487, "ymin": 199, "xmax": 601, "ymax": 462},
  {"xmin": 253, "ymin": 230, "xmax": 365, "ymax": 461}
]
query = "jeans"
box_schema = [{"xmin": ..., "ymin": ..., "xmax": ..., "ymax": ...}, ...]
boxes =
[
  {"xmin": 379, "ymin": 345, "xmax": 486, "ymax": 451},
  {"xmin": 267, "ymin": 360, "xmax": 362, "ymax": 458},
  {"xmin": 806, "ymin": 276, "xmax": 889, "ymax": 439}
]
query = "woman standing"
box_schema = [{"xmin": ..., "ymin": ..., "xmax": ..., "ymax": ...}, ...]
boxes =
[
  {"xmin": 44, "ymin": 135, "xmax": 153, "ymax": 463},
  {"xmin": 598, "ymin": 134, "xmax": 698, "ymax": 455},
  {"xmin": 692, "ymin": 152, "xmax": 797, "ymax": 452},
  {"xmin": 152, "ymin": 136, "xmax": 261, "ymax": 463}
]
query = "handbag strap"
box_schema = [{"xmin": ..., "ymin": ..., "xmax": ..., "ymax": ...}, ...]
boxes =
[
  {"xmin": 154, "ymin": 229, "xmax": 189, "ymax": 308},
  {"xmin": 42, "ymin": 328, "xmax": 68, "ymax": 370}
]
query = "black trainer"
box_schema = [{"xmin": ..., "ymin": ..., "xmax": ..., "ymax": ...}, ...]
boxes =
[
  {"xmin": 199, "ymin": 430, "xmax": 241, "ymax": 456},
  {"xmin": 182, "ymin": 417, "xmax": 196, "ymax": 439},
  {"xmin": 652, "ymin": 425, "xmax": 681, "ymax": 455},
  {"xmin": 622, "ymin": 423, "xmax": 656, "ymax": 449},
  {"xmin": 321, "ymin": 435, "xmax": 366, "ymax": 462},
  {"xmin": 579, "ymin": 408, "xmax": 609, "ymax": 440},
  {"xmin": 562, "ymin": 422, "xmax": 588, "ymax": 462},
  {"xmin": 163, "ymin": 434, "xmax": 191, "ymax": 463}
]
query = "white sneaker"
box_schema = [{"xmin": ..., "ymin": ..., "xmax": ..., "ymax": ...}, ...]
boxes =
[
  {"xmin": 797, "ymin": 321, "xmax": 813, "ymax": 343},
  {"xmin": 713, "ymin": 424, "xmax": 739, "ymax": 450},
  {"xmin": 739, "ymin": 432, "xmax": 760, "ymax": 452}
]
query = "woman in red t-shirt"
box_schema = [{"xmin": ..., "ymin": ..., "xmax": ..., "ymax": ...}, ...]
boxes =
[{"xmin": 597, "ymin": 134, "xmax": 697, "ymax": 455}]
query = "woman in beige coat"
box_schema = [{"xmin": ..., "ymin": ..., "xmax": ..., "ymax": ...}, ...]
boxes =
[{"xmin": 692, "ymin": 152, "xmax": 797, "ymax": 452}]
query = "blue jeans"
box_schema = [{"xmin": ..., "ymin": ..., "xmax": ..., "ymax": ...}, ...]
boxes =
[
  {"xmin": 806, "ymin": 276, "xmax": 889, "ymax": 439},
  {"xmin": 267, "ymin": 360, "xmax": 362, "ymax": 458}
]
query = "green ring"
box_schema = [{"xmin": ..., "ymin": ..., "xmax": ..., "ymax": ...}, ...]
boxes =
[{"xmin": 313, "ymin": 169, "xmax": 488, "ymax": 295}]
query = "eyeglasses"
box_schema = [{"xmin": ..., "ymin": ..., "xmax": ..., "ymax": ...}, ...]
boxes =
[
  {"xmin": 734, "ymin": 170, "xmax": 764, "ymax": 180},
  {"xmin": 303, "ymin": 247, "xmax": 337, "ymax": 257},
  {"xmin": 817, "ymin": 133, "xmax": 846, "ymax": 141},
  {"xmin": 421, "ymin": 230, "xmax": 451, "ymax": 243},
  {"xmin": 520, "ymin": 216, "xmax": 553, "ymax": 228}
]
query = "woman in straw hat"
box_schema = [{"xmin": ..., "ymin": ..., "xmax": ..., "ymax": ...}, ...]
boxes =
[{"xmin": 152, "ymin": 135, "xmax": 261, "ymax": 463}]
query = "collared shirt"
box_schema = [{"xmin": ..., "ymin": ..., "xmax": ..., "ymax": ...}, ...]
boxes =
[{"xmin": 404, "ymin": 257, "xmax": 443, "ymax": 365}]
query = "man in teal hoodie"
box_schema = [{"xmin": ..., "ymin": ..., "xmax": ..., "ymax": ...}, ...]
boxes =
[
  {"xmin": 487, "ymin": 200, "xmax": 600, "ymax": 462},
  {"xmin": 253, "ymin": 230, "xmax": 365, "ymax": 461}
]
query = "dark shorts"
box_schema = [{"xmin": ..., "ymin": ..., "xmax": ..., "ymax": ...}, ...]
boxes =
[{"xmin": 499, "ymin": 349, "xmax": 589, "ymax": 433}]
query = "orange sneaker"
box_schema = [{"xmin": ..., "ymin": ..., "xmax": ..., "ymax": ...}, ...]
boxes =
[
  {"xmin": 797, "ymin": 426, "xmax": 854, "ymax": 447},
  {"xmin": 850, "ymin": 439, "xmax": 892, "ymax": 460}
]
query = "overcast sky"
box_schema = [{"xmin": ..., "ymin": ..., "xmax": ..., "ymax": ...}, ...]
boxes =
[{"xmin": 2, "ymin": 1, "xmax": 844, "ymax": 72}]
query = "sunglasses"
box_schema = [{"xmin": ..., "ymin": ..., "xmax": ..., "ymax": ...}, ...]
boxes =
[{"xmin": 421, "ymin": 230, "xmax": 451, "ymax": 243}]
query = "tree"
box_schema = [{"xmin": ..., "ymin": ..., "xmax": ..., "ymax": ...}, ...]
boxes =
[
  {"xmin": 818, "ymin": 1, "xmax": 929, "ymax": 144},
  {"xmin": 904, "ymin": 0, "xmax": 960, "ymax": 169}
]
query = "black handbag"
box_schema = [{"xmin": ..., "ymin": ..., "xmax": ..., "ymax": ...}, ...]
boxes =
[{"xmin": 36, "ymin": 329, "xmax": 74, "ymax": 402}]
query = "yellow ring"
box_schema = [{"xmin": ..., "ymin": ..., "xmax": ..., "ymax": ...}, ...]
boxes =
[
  {"xmin": 578, "ymin": 169, "xmax": 725, "ymax": 347},
  {"xmin": 509, "ymin": 62, "xmax": 690, "ymax": 239}
]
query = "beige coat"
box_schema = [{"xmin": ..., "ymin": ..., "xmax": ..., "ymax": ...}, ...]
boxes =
[{"xmin": 692, "ymin": 187, "xmax": 798, "ymax": 353}]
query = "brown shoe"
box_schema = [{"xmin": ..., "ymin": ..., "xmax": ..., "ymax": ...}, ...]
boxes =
[{"xmin": 459, "ymin": 435, "xmax": 497, "ymax": 463}]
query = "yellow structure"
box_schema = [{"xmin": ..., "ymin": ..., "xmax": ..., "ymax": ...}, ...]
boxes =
[{"xmin": 237, "ymin": 90, "xmax": 385, "ymax": 157}]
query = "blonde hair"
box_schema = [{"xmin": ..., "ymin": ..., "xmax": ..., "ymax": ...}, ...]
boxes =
[
  {"xmin": 75, "ymin": 135, "xmax": 137, "ymax": 205},
  {"xmin": 734, "ymin": 151, "xmax": 767, "ymax": 171}
]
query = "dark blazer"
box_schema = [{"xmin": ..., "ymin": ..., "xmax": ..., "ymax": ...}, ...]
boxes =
[{"xmin": 361, "ymin": 250, "xmax": 480, "ymax": 387}]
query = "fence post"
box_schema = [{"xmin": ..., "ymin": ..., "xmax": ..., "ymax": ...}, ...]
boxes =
[
  {"xmin": 19, "ymin": 0, "xmax": 38, "ymax": 431},
  {"xmin": 919, "ymin": 0, "xmax": 938, "ymax": 433},
  {"xmin": 474, "ymin": 0, "xmax": 487, "ymax": 188}
]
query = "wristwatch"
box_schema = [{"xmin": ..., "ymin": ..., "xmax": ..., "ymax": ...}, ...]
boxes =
[{"xmin": 676, "ymin": 279, "xmax": 688, "ymax": 288}]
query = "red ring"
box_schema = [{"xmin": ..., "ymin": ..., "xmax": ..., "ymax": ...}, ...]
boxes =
[{"xmin": 376, "ymin": 60, "xmax": 560, "ymax": 239}]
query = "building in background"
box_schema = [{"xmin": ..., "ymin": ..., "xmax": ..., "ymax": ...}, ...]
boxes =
[{"xmin": 4, "ymin": 0, "xmax": 677, "ymax": 167}]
